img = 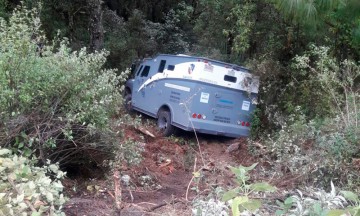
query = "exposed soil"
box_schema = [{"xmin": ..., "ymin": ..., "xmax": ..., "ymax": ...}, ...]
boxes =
[{"xmin": 62, "ymin": 124, "xmax": 296, "ymax": 216}]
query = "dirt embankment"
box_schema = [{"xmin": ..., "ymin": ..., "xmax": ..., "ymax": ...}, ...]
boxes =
[{"xmin": 62, "ymin": 126, "xmax": 294, "ymax": 216}]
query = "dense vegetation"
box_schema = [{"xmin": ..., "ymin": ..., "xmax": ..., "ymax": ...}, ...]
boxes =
[{"xmin": 0, "ymin": 0, "xmax": 359, "ymax": 215}]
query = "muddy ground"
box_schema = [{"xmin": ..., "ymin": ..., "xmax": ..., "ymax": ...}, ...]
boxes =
[{"xmin": 61, "ymin": 124, "xmax": 296, "ymax": 216}]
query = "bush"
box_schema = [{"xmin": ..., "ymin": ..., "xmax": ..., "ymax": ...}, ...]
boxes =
[
  {"xmin": 0, "ymin": 148, "xmax": 66, "ymax": 216},
  {"xmin": 0, "ymin": 6, "xmax": 129, "ymax": 168},
  {"xmin": 258, "ymin": 45, "xmax": 360, "ymax": 190},
  {"xmin": 292, "ymin": 45, "xmax": 360, "ymax": 161}
]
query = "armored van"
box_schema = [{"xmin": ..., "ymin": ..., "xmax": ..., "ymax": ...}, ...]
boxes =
[{"xmin": 124, "ymin": 54, "xmax": 259, "ymax": 138}]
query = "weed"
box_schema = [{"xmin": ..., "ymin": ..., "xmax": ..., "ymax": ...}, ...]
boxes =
[
  {"xmin": 275, "ymin": 182, "xmax": 360, "ymax": 216},
  {"xmin": 222, "ymin": 163, "xmax": 276, "ymax": 215}
]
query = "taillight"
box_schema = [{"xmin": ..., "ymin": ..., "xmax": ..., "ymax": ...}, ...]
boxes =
[
  {"xmin": 238, "ymin": 121, "xmax": 251, "ymax": 127},
  {"xmin": 192, "ymin": 113, "xmax": 206, "ymax": 120}
]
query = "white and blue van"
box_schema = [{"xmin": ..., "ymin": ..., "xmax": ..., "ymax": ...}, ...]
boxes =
[{"xmin": 124, "ymin": 54, "xmax": 259, "ymax": 138}]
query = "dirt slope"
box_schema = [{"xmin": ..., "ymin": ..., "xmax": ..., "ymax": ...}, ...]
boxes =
[{"xmin": 62, "ymin": 126, "xmax": 288, "ymax": 216}]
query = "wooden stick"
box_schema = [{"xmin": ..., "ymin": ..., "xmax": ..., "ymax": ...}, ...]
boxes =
[{"xmin": 113, "ymin": 170, "xmax": 121, "ymax": 215}]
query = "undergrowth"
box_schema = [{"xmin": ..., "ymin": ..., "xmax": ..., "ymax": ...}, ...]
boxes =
[{"xmin": 253, "ymin": 45, "xmax": 360, "ymax": 191}]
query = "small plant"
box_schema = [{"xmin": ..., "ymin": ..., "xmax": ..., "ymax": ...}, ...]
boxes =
[
  {"xmin": 167, "ymin": 135, "xmax": 188, "ymax": 146},
  {"xmin": 192, "ymin": 187, "xmax": 228, "ymax": 216},
  {"xmin": 0, "ymin": 148, "xmax": 66, "ymax": 216},
  {"xmin": 330, "ymin": 190, "xmax": 360, "ymax": 216},
  {"xmin": 192, "ymin": 198, "xmax": 229, "ymax": 216},
  {"xmin": 222, "ymin": 163, "xmax": 276, "ymax": 216},
  {"xmin": 276, "ymin": 182, "xmax": 351, "ymax": 216},
  {"xmin": 118, "ymin": 139, "xmax": 145, "ymax": 166},
  {"xmin": 275, "ymin": 196, "xmax": 294, "ymax": 216}
]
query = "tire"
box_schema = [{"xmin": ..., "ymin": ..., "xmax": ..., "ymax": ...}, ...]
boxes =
[
  {"xmin": 157, "ymin": 110, "xmax": 176, "ymax": 137},
  {"xmin": 124, "ymin": 93, "xmax": 133, "ymax": 113}
]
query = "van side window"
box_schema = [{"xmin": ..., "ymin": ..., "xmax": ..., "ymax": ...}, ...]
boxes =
[
  {"xmin": 136, "ymin": 65, "xmax": 143, "ymax": 76},
  {"xmin": 167, "ymin": 65, "xmax": 175, "ymax": 71},
  {"xmin": 141, "ymin": 65, "xmax": 151, "ymax": 77},
  {"xmin": 224, "ymin": 75, "xmax": 237, "ymax": 83},
  {"xmin": 158, "ymin": 60, "xmax": 166, "ymax": 73}
]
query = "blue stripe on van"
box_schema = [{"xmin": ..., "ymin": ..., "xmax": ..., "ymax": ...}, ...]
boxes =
[{"xmin": 219, "ymin": 99, "xmax": 234, "ymax": 104}]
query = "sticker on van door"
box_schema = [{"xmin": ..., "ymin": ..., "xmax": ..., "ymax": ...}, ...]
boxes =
[
  {"xmin": 200, "ymin": 92, "xmax": 210, "ymax": 103},
  {"xmin": 242, "ymin": 101, "xmax": 250, "ymax": 111}
]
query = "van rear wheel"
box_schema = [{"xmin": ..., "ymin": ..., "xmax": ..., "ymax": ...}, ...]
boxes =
[{"xmin": 157, "ymin": 110, "xmax": 176, "ymax": 136}]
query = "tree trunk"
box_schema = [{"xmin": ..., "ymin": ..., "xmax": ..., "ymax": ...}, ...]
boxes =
[{"xmin": 89, "ymin": 0, "xmax": 104, "ymax": 51}]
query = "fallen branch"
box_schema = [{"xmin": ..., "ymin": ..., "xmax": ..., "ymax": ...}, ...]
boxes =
[
  {"xmin": 185, "ymin": 157, "xmax": 197, "ymax": 202},
  {"xmin": 185, "ymin": 158, "xmax": 213, "ymax": 201},
  {"xmin": 252, "ymin": 142, "xmax": 266, "ymax": 149},
  {"xmin": 136, "ymin": 126, "xmax": 155, "ymax": 138},
  {"xmin": 158, "ymin": 159, "xmax": 172, "ymax": 168},
  {"xmin": 107, "ymin": 191, "xmax": 115, "ymax": 200},
  {"xmin": 147, "ymin": 200, "xmax": 181, "ymax": 212}
]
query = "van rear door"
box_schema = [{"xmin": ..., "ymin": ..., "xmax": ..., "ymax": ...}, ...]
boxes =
[{"xmin": 210, "ymin": 90, "xmax": 253, "ymax": 127}]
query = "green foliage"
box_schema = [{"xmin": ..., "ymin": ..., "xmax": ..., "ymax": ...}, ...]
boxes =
[
  {"xmin": 272, "ymin": 0, "xmax": 360, "ymax": 60},
  {"xmin": 335, "ymin": 190, "xmax": 360, "ymax": 215},
  {"xmin": 250, "ymin": 108, "xmax": 262, "ymax": 138},
  {"xmin": 0, "ymin": 148, "xmax": 66, "ymax": 215},
  {"xmin": 193, "ymin": 0, "xmax": 236, "ymax": 60},
  {"xmin": 222, "ymin": 163, "xmax": 276, "ymax": 215},
  {"xmin": 117, "ymin": 139, "xmax": 145, "ymax": 166},
  {"xmin": 225, "ymin": 0, "xmax": 256, "ymax": 56},
  {"xmin": 257, "ymin": 45, "xmax": 359, "ymax": 160},
  {"xmin": 0, "ymin": 5, "xmax": 129, "ymax": 169},
  {"xmin": 261, "ymin": 112, "xmax": 359, "ymax": 189},
  {"xmin": 292, "ymin": 45, "xmax": 360, "ymax": 160},
  {"xmin": 191, "ymin": 186, "xmax": 229, "ymax": 216},
  {"xmin": 103, "ymin": 9, "xmax": 135, "ymax": 70},
  {"xmin": 192, "ymin": 198, "xmax": 229, "ymax": 216},
  {"xmin": 272, "ymin": 0, "xmax": 343, "ymax": 22},
  {"xmin": 155, "ymin": 7, "xmax": 190, "ymax": 54},
  {"xmin": 0, "ymin": 6, "xmax": 125, "ymax": 126},
  {"xmin": 275, "ymin": 196, "xmax": 294, "ymax": 215},
  {"xmin": 0, "ymin": 0, "xmax": 7, "ymax": 18},
  {"xmin": 275, "ymin": 182, "xmax": 360, "ymax": 216}
]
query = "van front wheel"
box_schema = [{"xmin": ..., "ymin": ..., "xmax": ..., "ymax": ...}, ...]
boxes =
[
  {"xmin": 157, "ymin": 110, "xmax": 176, "ymax": 137},
  {"xmin": 124, "ymin": 93, "xmax": 133, "ymax": 113}
]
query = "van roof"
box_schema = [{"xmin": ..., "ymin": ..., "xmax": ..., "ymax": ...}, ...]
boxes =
[{"xmin": 154, "ymin": 54, "xmax": 249, "ymax": 73}]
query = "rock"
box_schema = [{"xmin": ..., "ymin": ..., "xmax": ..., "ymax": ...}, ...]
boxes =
[
  {"xmin": 121, "ymin": 175, "xmax": 131, "ymax": 186},
  {"xmin": 225, "ymin": 142, "xmax": 240, "ymax": 153}
]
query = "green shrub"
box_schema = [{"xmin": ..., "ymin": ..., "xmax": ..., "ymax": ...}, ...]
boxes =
[
  {"xmin": 293, "ymin": 45, "xmax": 360, "ymax": 161},
  {"xmin": 0, "ymin": 148, "xmax": 66, "ymax": 216},
  {"xmin": 259, "ymin": 46, "xmax": 360, "ymax": 190},
  {"xmin": 0, "ymin": 5, "xmax": 129, "ymax": 168}
]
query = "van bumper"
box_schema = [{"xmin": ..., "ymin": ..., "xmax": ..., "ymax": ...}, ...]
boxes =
[{"xmin": 175, "ymin": 119, "xmax": 250, "ymax": 138}]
